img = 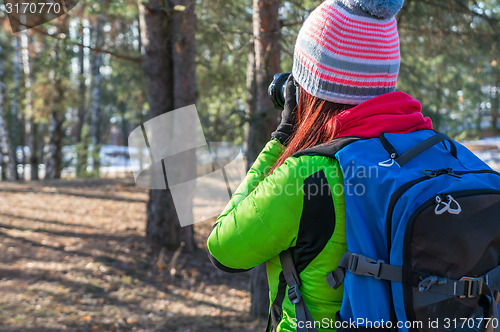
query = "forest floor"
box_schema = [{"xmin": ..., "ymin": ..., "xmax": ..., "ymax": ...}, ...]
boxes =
[{"xmin": 0, "ymin": 177, "xmax": 267, "ymax": 332}]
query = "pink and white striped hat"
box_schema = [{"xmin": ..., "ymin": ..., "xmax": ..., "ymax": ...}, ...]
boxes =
[{"xmin": 293, "ymin": 0, "xmax": 404, "ymax": 105}]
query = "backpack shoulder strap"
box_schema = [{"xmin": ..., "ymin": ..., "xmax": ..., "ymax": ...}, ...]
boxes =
[
  {"xmin": 379, "ymin": 131, "xmax": 458, "ymax": 167},
  {"xmin": 279, "ymin": 249, "xmax": 318, "ymax": 332},
  {"xmin": 292, "ymin": 136, "xmax": 368, "ymax": 159},
  {"xmin": 283, "ymin": 138, "xmax": 365, "ymax": 331}
]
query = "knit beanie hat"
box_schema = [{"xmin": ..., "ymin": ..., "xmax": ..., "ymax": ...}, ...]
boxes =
[{"xmin": 292, "ymin": 0, "xmax": 404, "ymax": 105}]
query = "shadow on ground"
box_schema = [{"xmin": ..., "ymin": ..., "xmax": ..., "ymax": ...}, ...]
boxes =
[{"xmin": 0, "ymin": 178, "xmax": 266, "ymax": 331}]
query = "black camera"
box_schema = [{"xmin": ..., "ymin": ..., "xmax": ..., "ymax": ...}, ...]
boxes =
[{"xmin": 268, "ymin": 72, "xmax": 291, "ymax": 109}]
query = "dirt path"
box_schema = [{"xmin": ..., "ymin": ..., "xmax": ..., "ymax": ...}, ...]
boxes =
[{"xmin": 0, "ymin": 178, "xmax": 266, "ymax": 331}]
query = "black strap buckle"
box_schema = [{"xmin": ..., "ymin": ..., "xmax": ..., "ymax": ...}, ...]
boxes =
[
  {"xmin": 457, "ymin": 277, "xmax": 484, "ymax": 298},
  {"xmin": 326, "ymin": 270, "xmax": 344, "ymax": 290},
  {"xmin": 348, "ymin": 253, "xmax": 384, "ymax": 279},
  {"xmin": 288, "ymin": 284, "xmax": 302, "ymax": 304}
]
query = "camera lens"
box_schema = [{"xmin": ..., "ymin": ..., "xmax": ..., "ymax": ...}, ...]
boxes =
[{"xmin": 268, "ymin": 73, "xmax": 291, "ymax": 109}]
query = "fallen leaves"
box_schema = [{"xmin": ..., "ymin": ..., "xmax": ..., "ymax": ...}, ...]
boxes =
[{"xmin": 0, "ymin": 178, "xmax": 266, "ymax": 331}]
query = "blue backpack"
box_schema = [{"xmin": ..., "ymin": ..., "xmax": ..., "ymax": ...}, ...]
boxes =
[{"xmin": 282, "ymin": 130, "xmax": 500, "ymax": 332}]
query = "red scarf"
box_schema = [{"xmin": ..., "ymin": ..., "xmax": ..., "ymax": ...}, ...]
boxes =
[{"xmin": 336, "ymin": 91, "xmax": 433, "ymax": 138}]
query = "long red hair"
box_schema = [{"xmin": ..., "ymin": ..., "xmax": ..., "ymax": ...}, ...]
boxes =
[{"xmin": 271, "ymin": 87, "xmax": 354, "ymax": 171}]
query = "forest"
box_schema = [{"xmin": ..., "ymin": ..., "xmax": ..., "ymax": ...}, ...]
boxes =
[{"xmin": 0, "ymin": 0, "xmax": 500, "ymax": 330}]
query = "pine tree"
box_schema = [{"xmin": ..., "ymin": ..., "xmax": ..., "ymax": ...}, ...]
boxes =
[
  {"xmin": 138, "ymin": 0, "xmax": 197, "ymax": 252},
  {"xmin": 248, "ymin": 0, "xmax": 282, "ymax": 319},
  {"xmin": 46, "ymin": 16, "xmax": 70, "ymax": 180},
  {"xmin": 0, "ymin": 38, "xmax": 16, "ymax": 181}
]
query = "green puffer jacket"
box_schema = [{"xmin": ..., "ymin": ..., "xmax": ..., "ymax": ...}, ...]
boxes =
[{"xmin": 207, "ymin": 139, "xmax": 346, "ymax": 331}]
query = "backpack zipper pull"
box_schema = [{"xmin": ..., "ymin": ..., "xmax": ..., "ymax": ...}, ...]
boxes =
[
  {"xmin": 446, "ymin": 194, "xmax": 462, "ymax": 214},
  {"xmin": 423, "ymin": 168, "xmax": 462, "ymax": 178},
  {"xmin": 435, "ymin": 195, "xmax": 448, "ymax": 215},
  {"xmin": 378, "ymin": 153, "xmax": 397, "ymax": 168},
  {"xmin": 422, "ymin": 170, "xmax": 437, "ymax": 177},
  {"xmin": 445, "ymin": 168, "xmax": 462, "ymax": 178},
  {"xmin": 418, "ymin": 276, "xmax": 447, "ymax": 292},
  {"xmin": 435, "ymin": 194, "xmax": 462, "ymax": 215}
]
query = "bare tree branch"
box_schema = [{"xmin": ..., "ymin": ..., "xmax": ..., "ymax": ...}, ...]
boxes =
[{"xmin": 0, "ymin": 16, "xmax": 143, "ymax": 64}]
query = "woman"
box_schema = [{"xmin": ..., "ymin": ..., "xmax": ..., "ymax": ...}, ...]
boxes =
[{"xmin": 207, "ymin": 0, "xmax": 432, "ymax": 330}]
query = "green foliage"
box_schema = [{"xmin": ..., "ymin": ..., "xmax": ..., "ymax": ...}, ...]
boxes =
[
  {"xmin": 196, "ymin": 0, "xmax": 500, "ymax": 141},
  {"xmin": 280, "ymin": 1, "xmax": 322, "ymax": 70},
  {"xmin": 195, "ymin": 0, "xmax": 323, "ymax": 145},
  {"xmin": 397, "ymin": 0, "xmax": 500, "ymax": 138},
  {"xmin": 196, "ymin": 0, "xmax": 252, "ymax": 144}
]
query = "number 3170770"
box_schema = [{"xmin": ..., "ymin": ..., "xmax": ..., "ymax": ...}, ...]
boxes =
[
  {"xmin": 5, "ymin": 2, "xmax": 62, "ymax": 14},
  {"xmin": 443, "ymin": 318, "xmax": 499, "ymax": 329}
]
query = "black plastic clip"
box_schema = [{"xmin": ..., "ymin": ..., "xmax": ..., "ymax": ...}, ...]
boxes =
[{"xmin": 288, "ymin": 284, "xmax": 302, "ymax": 304}]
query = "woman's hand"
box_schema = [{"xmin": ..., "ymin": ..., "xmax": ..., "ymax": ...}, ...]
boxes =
[{"xmin": 271, "ymin": 74, "xmax": 298, "ymax": 146}]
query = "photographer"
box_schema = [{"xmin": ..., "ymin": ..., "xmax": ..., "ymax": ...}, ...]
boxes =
[{"xmin": 207, "ymin": 0, "xmax": 432, "ymax": 331}]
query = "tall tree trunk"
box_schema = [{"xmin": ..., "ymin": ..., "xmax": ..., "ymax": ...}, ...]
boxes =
[
  {"xmin": 139, "ymin": 0, "xmax": 177, "ymax": 251},
  {"xmin": 88, "ymin": 14, "xmax": 106, "ymax": 176},
  {"xmin": 139, "ymin": 0, "xmax": 196, "ymax": 252},
  {"xmin": 76, "ymin": 20, "xmax": 88, "ymax": 177},
  {"xmin": 172, "ymin": 0, "xmax": 197, "ymax": 253},
  {"xmin": 31, "ymin": 123, "xmax": 40, "ymax": 180},
  {"xmin": 15, "ymin": 32, "xmax": 26, "ymax": 181},
  {"xmin": 137, "ymin": 16, "xmax": 143, "ymax": 54},
  {"xmin": 46, "ymin": 18, "xmax": 70, "ymax": 180},
  {"xmin": 20, "ymin": 30, "xmax": 38, "ymax": 180},
  {"xmin": 244, "ymin": 37, "xmax": 257, "ymax": 167},
  {"xmin": 18, "ymin": 116, "xmax": 26, "ymax": 180},
  {"xmin": 248, "ymin": 0, "xmax": 281, "ymax": 319},
  {"xmin": 46, "ymin": 110, "xmax": 65, "ymax": 179},
  {"xmin": 492, "ymin": 70, "xmax": 500, "ymax": 134},
  {"xmin": 10, "ymin": 37, "xmax": 22, "ymax": 180},
  {"xmin": 246, "ymin": 0, "xmax": 281, "ymax": 166},
  {"xmin": 76, "ymin": 21, "xmax": 87, "ymax": 141},
  {"xmin": 118, "ymin": 102, "xmax": 129, "ymax": 147},
  {"xmin": 0, "ymin": 43, "xmax": 16, "ymax": 181}
]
